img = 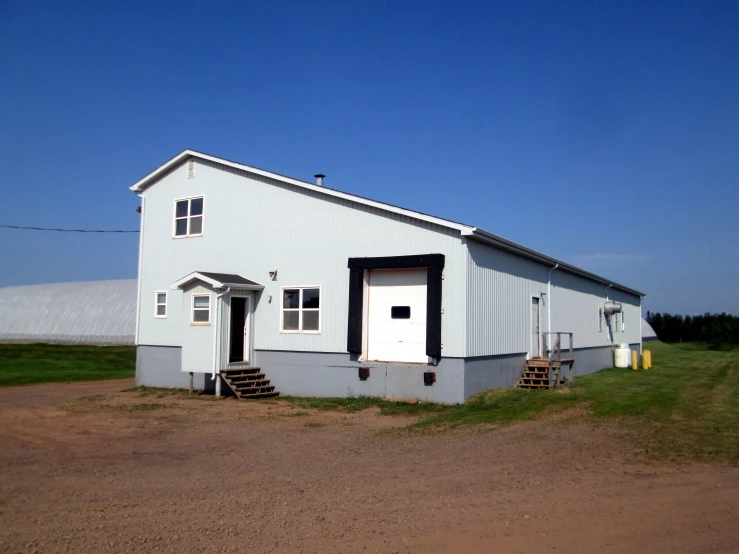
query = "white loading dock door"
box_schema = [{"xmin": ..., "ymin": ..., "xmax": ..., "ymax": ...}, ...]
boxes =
[{"xmin": 366, "ymin": 268, "xmax": 427, "ymax": 363}]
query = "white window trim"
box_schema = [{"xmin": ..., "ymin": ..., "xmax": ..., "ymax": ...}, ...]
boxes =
[
  {"xmin": 598, "ymin": 307, "xmax": 603, "ymax": 332},
  {"xmin": 155, "ymin": 290, "xmax": 167, "ymax": 319},
  {"xmin": 280, "ymin": 285, "xmax": 322, "ymax": 334},
  {"xmin": 191, "ymin": 293, "xmax": 211, "ymax": 325},
  {"xmin": 621, "ymin": 311, "xmax": 626, "ymax": 332},
  {"xmin": 173, "ymin": 195, "xmax": 205, "ymax": 239}
]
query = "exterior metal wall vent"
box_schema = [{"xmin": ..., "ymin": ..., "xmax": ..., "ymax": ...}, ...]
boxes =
[{"xmin": 187, "ymin": 158, "xmax": 195, "ymax": 179}]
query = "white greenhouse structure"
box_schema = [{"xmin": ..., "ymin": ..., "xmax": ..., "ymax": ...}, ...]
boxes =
[{"xmin": 0, "ymin": 280, "xmax": 136, "ymax": 345}]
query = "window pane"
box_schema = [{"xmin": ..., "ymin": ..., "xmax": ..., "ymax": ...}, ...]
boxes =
[
  {"xmin": 193, "ymin": 309, "xmax": 210, "ymax": 323},
  {"xmin": 193, "ymin": 296, "xmax": 210, "ymax": 308},
  {"xmin": 283, "ymin": 310, "xmax": 299, "ymax": 330},
  {"xmin": 175, "ymin": 219, "xmax": 187, "ymax": 236},
  {"xmin": 189, "ymin": 216, "xmax": 203, "ymax": 235},
  {"xmin": 190, "ymin": 197, "xmax": 203, "ymax": 216},
  {"xmin": 302, "ymin": 311, "xmax": 319, "ymax": 331},
  {"xmin": 157, "ymin": 293, "xmax": 166, "ymax": 304},
  {"xmin": 302, "ymin": 288, "xmax": 320, "ymax": 309},
  {"xmin": 176, "ymin": 200, "xmax": 189, "ymax": 218},
  {"xmin": 391, "ymin": 306, "xmax": 411, "ymax": 319},
  {"xmin": 283, "ymin": 289, "xmax": 299, "ymax": 309},
  {"xmin": 156, "ymin": 305, "xmax": 166, "ymax": 316}
]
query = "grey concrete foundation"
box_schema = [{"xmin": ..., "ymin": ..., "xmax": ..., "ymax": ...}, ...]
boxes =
[
  {"xmin": 136, "ymin": 344, "xmax": 638, "ymax": 403},
  {"xmin": 464, "ymin": 353, "xmax": 528, "ymax": 399},
  {"xmin": 254, "ymin": 350, "xmax": 465, "ymax": 404},
  {"xmin": 136, "ymin": 345, "xmax": 204, "ymax": 389}
]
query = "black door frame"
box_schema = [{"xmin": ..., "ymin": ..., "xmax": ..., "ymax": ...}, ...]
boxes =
[{"xmin": 346, "ymin": 254, "xmax": 445, "ymax": 359}]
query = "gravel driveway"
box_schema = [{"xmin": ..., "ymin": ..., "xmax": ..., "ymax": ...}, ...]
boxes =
[{"xmin": 0, "ymin": 380, "xmax": 737, "ymax": 553}]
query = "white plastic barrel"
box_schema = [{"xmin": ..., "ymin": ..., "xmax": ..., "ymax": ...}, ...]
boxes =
[{"xmin": 614, "ymin": 343, "xmax": 631, "ymax": 368}]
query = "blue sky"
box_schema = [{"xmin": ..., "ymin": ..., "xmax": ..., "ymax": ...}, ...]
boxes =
[{"xmin": 1, "ymin": 1, "xmax": 737, "ymax": 315}]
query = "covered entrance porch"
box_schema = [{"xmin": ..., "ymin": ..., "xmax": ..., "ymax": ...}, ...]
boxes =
[{"xmin": 172, "ymin": 271, "xmax": 279, "ymax": 398}]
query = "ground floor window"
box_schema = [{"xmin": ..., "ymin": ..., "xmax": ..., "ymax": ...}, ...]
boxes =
[
  {"xmin": 281, "ymin": 287, "xmax": 320, "ymax": 333},
  {"xmin": 155, "ymin": 291, "xmax": 167, "ymax": 318},
  {"xmin": 191, "ymin": 294, "xmax": 211, "ymax": 324}
]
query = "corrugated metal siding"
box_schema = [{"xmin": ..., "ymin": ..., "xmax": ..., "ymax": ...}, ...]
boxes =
[
  {"xmin": 466, "ymin": 240, "xmax": 548, "ymax": 356},
  {"xmin": 466, "ymin": 240, "xmax": 643, "ymax": 357},
  {"xmin": 0, "ymin": 280, "xmax": 136, "ymax": 344},
  {"xmin": 549, "ymin": 271, "xmax": 640, "ymax": 350},
  {"xmin": 180, "ymin": 283, "xmax": 215, "ymax": 372},
  {"xmin": 137, "ymin": 158, "xmax": 468, "ymax": 368}
]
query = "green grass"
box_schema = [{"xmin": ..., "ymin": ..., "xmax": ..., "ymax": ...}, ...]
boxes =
[
  {"xmin": 283, "ymin": 343, "xmax": 739, "ymax": 463},
  {"xmin": 0, "ymin": 343, "xmax": 135, "ymax": 386}
]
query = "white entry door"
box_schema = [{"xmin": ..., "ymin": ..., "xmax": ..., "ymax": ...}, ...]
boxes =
[
  {"xmin": 367, "ymin": 269, "xmax": 427, "ymax": 363},
  {"xmin": 531, "ymin": 296, "xmax": 541, "ymax": 357}
]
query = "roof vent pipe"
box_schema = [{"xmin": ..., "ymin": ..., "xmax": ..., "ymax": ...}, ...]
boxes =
[{"xmin": 314, "ymin": 174, "xmax": 325, "ymax": 187}]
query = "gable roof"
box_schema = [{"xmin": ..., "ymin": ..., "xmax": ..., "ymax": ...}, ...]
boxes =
[{"xmin": 132, "ymin": 149, "xmax": 645, "ymax": 297}]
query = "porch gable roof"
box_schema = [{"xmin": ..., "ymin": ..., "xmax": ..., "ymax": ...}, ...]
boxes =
[{"xmin": 172, "ymin": 271, "xmax": 264, "ymax": 290}]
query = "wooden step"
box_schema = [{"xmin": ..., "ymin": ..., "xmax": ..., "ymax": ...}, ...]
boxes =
[
  {"xmin": 237, "ymin": 386, "xmax": 276, "ymax": 397},
  {"xmin": 239, "ymin": 391, "xmax": 280, "ymax": 399},
  {"xmin": 527, "ymin": 359, "xmax": 561, "ymax": 368},
  {"xmin": 227, "ymin": 373, "xmax": 266, "ymax": 383},
  {"xmin": 221, "ymin": 366, "xmax": 261, "ymax": 375},
  {"xmin": 229, "ymin": 380, "xmax": 272, "ymax": 391}
]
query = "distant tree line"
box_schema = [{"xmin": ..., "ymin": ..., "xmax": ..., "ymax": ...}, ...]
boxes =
[{"xmin": 646, "ymin": 311, "xmax": 739, "ymax": 347}]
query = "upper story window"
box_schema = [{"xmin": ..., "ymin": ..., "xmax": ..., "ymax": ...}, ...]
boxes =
[
  {"xmin": 155, "ymin": 291, "xmax": 167, "ymax": 318},
  {"xmin": 174, "ymin": 197, "xmax": 203, "ymax": 237},
  {"xmin": 281, "ymin": 287, "xmax": 320, "ymax": 333}
]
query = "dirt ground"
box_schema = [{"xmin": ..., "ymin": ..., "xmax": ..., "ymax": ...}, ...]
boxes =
[{"xmin": 0, "ymin": 381, "xmax": 737, "ymax": 554}]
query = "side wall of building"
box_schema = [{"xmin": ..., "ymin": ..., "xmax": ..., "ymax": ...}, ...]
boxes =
[{"xmin": 462, "ymin": 239, "xmax": 643, "ymax": 395}]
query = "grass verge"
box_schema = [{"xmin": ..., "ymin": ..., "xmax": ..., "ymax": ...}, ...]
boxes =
[
  {"xmin": 0, "ymin": 343, "xmax": 135, "ymax": 386},
  {"xmin": 283, "ymin": 342, "xmax": 739, "ymax": 464}
]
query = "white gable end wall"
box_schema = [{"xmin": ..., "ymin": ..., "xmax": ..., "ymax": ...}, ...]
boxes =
[{"xmin": 136, "ymin": 158, "xmax": 469, "ymax": 362}]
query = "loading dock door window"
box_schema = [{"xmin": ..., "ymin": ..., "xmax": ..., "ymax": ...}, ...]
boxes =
[{"xmin": 391, "ymin": 306, "xmax": 411, "ymax": 319}]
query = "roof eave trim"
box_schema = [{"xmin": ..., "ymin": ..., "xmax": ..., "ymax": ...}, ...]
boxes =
[
  {"xmin": 130, "ymin": 150, "xmax": 473, "ymax": 235},
  {"xmin": 221, "ymin": 283, "xmax": 264, "ymax": 290},
  {"xmin": 462, "ymin": 228, "xmax": 645, "ymax": 297}
]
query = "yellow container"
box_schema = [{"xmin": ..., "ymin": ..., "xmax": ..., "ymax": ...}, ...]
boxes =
[{"xmin": 631, "ymin": 350, "xmax": 638, "ymax": 370}]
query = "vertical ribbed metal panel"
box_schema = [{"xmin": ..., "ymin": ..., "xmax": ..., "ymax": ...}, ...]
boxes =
[
  {"xmin": 465, "ymin": 240, "xmax": 642, "ymax": 357},
  {"xmin": 137, "ymin": 158, "xmax": 468, "ymax": 366},
  {"xmin": 466, "ymin": 241, "xmax": 548, "ymax": 357}
]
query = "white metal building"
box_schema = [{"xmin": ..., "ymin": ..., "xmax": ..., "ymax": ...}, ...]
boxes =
[
  {"xmin": 132, "ymin": 150, "xmax": 645, "ymax": 403},
  {"xmin": 0, "ymin": 280, "xmax": 136, "ymax": 344}
]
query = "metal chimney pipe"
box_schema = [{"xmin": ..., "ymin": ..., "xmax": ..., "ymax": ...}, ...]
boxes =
[{"xmin": 314, "ymin": 174, "xmax": 325, "ymax": 187}]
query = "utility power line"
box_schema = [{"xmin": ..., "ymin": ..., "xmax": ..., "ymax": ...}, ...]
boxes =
[{"xmin": 0, "ymin": 224, "xmax": 139, "ymax": 233}]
